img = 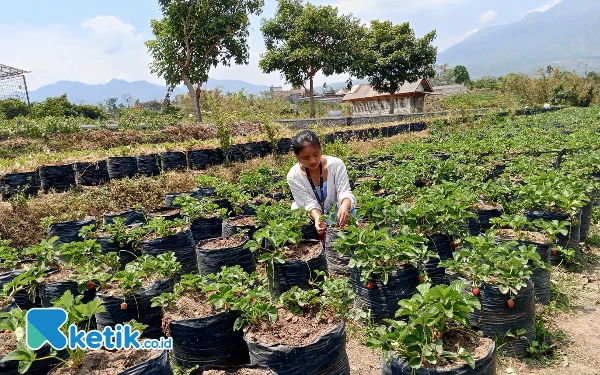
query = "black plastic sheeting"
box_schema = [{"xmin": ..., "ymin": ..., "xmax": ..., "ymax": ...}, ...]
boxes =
[
  {"xmin": 137, "ymin": 154, "xmax": 161, "ymax": 177},
  {"xmin": 103, "ymin": 208, "xmax": 147, "ymax": 226},
  {"xmin": 160, "ymin": 151, "xmax": 188, "ymax": 171},
  {"xmin": 169, "ymin": 310, "xmax": 250, "ymax": 369},
  {"xmin": 324, "ymin": 228, "xmax": 351, "ymax": 276},
  {"xmin": 38, "ymin": 280, "xmax": 96, "ymax": 307},
  {"xmin": 579, "ymin": 200, "xmax": 594, "ymax": 242},
  {"xmin": 350, "ymin": 264, "xmax": 419, "ymax": 322},
  {"xmin": 165, "ymin": 191, "xmax": 201, "ymax": 207},
  {"xmin": 74, "ymin": 160, "xmax": 110, "ymax": 186},
  {"xmin": 47, "ymin": 217, "xmax": 97, "ymax": 245},
  {"xmin": 525, "ymin": 209, "xmax": 581, "ymax": 265},
  {"xmin": 496, "ymin": 238, "xmax": 551, "ymax": 305},
  {"xmin": 196, "ymin": 187, "xmax": 216, "ymax": 198},
  {"xmin": 467, "ymin": 207, "xmax": 503, "ymax": 235},
  {"xmin": 188, "ymin": 149, "xmax": 213, "ymax": 170},
  {"xmin": 190, "ymin": 217, "xmax": 223, "ymax": 243},
  {"xmin": 95, "ymin": 279, "xmax": 174, "ymax": 339},
  {"xmin": 1, "ymin": 343, "xmax": 69, "ymax": 375},
  {"xmin": 277, "ymin": 138, "xmax": 292, "ymax": 154},
  {"xmin": 147, "ymin": 207, "xmax": 182, "ymax": 222},
  {"xmin": 115, "ymin": 350, "xmax": 173, "ymax": 375},
  {"xmin": 2, "ymin": 298, "xmax": 17, "ymax": 312},
  {"xmin": 0, "ymin": 269, "xmax": 41, "ymax": 309},
  {"xmin": 107, "ymin": 156, "xmax": 138, "ymax": 179},
  {"xmin": 246, "ymin": 322, "xmax": 349, "ymax": 375},
  {"xmin": 268, "ymin": 242, "xmax": 328, "ymax": 296},
  {"xmin": 1, "ymin": 171, "xmax": 40, "ymax": 200},
  {"xmin": 39, "ymin": 164, "xmax": 76, "ymax": 193},
  {"xmin": 221, "ymin": 216, "xmax": 258, "ymax": 239},
  {"xmin": 196, "ymin": 237, "xmax": 256, "ymax": 276},
  {"xmin": 301, "ymin": 224, "xmax": 319, "ymax": 241},
  {"xmin": 423, "ymin": 233, "xmax": 452, "ymax": 285},
  {"xmin": 97, "ymin": 235, "xmax": 140, "ymax": 269},
  {"xmin": 380, "ymin": 340, "xmax": 497, "ymax": 375},
  {"xmin": 469, "ymin": 280, "xmax": 535, "ymax": 358},
  {"xmin": 141, "ymin": 229, "xmax": 197, "ymax": 276}
]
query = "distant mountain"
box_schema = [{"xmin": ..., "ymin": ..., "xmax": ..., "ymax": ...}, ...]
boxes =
[
  {"xmin": 438, "ymin": 0, "xmax": 600, "ymax": 78},
  {"xmin": 29, "ymin": 78, "xmax": 272, "ymax": 104}
]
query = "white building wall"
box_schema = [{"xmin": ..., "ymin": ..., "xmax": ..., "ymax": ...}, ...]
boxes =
[{"xmin": 352, "ymin": 96, "xmax": 414, "ymax": 115}]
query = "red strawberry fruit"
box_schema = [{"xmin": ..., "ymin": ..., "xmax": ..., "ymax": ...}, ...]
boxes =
[
  {"xmin": 4, "ymin": 329, "xmax": 11, "ymax": 334},
  {"xmin": 451, "ymin": 242, "xmax": 459, "ymax": 249},
  {"xmin": 551, "ymin": 248, "xmax": 558, "ymax": 255},
  {"xmin": 418, "ymin": 275, "xmax": 424, "ymax": 282},
  {"xmin": 88, "ymin": 282, "xmax": 95, "ymax": 290},
  {"xmin": 507, "ymin": 300, "xmax": 515, "ymax": 308},
  {"xmin": 367, "ymin": 282, "xmax": 374, "ymax": 290},
  {"xmin": 120, "ymin": 302, "xmax": 128, "ymax": 310},
  {"xmin": 472, "ymin": 287, "xmax": 480, "ymax": 296}
]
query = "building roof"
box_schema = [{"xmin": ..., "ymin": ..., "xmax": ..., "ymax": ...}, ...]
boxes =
[
  {"xmin": 342, "ymin": 78, "xmax": 433, "ymax": 102},
  {"xmin": 273, "ymin": 88, "xmax": 306, "ymax": 97}
]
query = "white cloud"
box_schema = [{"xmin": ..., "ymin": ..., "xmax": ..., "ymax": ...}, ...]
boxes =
[
  {"xmin": 478, "ymin": 10, "xmax": 497, "ymax": 24},
  {"xmin": 0, "ymin": 17, "xmax": 286, "ymax": 91},
  {"xmin": 527, "ymin": 0, "xmax": 562, "ymax": 14}
]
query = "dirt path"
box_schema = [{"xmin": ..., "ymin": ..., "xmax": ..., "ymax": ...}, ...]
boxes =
[{"xmin": 345, "ymin": 239, "xmax": 600, "ymax": 375}]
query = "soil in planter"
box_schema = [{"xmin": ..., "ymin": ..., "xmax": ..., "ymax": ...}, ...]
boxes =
[
  {"xmin": 142, "ymin": 227, "xmax": 187, "ymax": 242},
  {"xmin": 281, "ymin": 242, "xmax": 321, "ymax": 261},
  {"xmin": 0, "ymin": 331, "xmax": 16, "ymax": 355},
  {"xmin": 245, "ymin": 307, "xmax": 341, "ymax": 347},
  {"xmin": 496, "ymin": 229, "xmax": 548, "ymax": 243},
  {"xmin": 50, "ymin": 348, "xmax": 157, "ymax": 375},
  {"xmin": 198, "ymin": 236, "xmax": 246, "ymax": 250},
  {"xmin": 228, "ymin": 216, "xmax": 256, "ymax": 226},
  {"xmin": 99, "ymin": 277, "xmax": 161, "ymax": 297},
  {"xmin": 202, "ymin": 368, "xmax": 272, "ymax": 375},
  {"xmin": 422, "ymin": 331, "xmax": 493, "ymax": 370},
  {"xmin": 162, "ymin": 293, "xmax": 215, "ymax": 335},
  {"xmin": 43, "ymin": 267, "xmax": 76, "ymax": 284}
]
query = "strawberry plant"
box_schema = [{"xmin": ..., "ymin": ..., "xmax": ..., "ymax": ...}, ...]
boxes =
[
  {"xmin": 143, "ymin": 216, "xmax": 188, "ymax": 238},
  {"xmin": 110, "ymin": 252, "xmax": 181, "ymax": 298},
  {"xmin": 104, "ymin": 217, "xmax": 148, "ymax": 251},
  {"xmin": 367, "ymin": 280, "xmax": 481, "ymax": 370},
  {"xmin": 0, "ymin": 238, "xmax": 20, "ymax": 272},
  {"xmin": 440, "ymin": 230, "xmax": 550, "ymax": 295},
  {"xmin": 215, "ymin": 181, "xmax": 253, "ymax": 216},
  {"xmin": 334, "ymin": 223, "xmax": 436, "ymax": 284},
  {"xmin": 173, "ymin": 195, "xmax": 223, "ymax": 221}
]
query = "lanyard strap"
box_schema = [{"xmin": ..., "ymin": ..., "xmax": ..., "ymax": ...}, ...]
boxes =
[{"xmin": 305, "ymin": 162, "xmax": 325, "ymax": 212}]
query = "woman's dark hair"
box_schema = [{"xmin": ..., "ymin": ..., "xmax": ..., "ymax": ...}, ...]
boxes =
[{"xmin": 291, "ymin": 129, "xmax": 321, "ymax": 155}]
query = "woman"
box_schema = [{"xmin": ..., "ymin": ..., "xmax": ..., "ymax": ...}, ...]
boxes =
[{"xmin": 286, "ymin": 129, "xmax": 357, "ymax": 237}]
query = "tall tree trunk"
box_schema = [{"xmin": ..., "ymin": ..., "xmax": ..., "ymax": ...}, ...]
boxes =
[
  {"xmin": 183, "ymin": 75, "xmax": 203, "ymax": 122},
  {"xmin": 309, "ymin": 76, "xmax": 315, "ymax": 118},
  {"xmin": 389, "ymin": 94, "xmax": 395, "ymax": 114}
]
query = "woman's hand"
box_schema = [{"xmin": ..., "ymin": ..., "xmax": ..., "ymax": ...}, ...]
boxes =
[
  {"xmin": 337, "ymin": 199, "xmax": 351, "ymax": 229},
  {"xmin": 315, "ymin": 219, "xmax": 328, "ymax": 236}
]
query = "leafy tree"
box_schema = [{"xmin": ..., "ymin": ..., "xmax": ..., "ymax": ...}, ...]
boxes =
[
  {"xmin": 453, "ymin": 65, "xmax": 471, "ymax": 85},
  {"xmin": 430, "ymin": 63, "xmax": 454, "ymax": 86},
  {"xmin": 146, "ymin": 0, "xmax": 264, "ymax": 122},
  {"xmin": 30, "ymin": 94, "xmax": 78, "ymax": 118},
  {"xmin": 352, "ymin": 21, "xmax": 437, "ymax": 114},
  {"xmin": 0, "ymin": 99, "xmax": 29, "ymax": 119},
  {"xmin": 259, "ymin": 0, "xmax": 364, "ymax": 118}
]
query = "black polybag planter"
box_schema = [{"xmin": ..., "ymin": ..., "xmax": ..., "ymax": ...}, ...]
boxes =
[
  {"xmin": 190, "ymin": 217, "xmax": 223, "ymax": 243},
  {"xmin": 196, "ymin": 236, "xmax": 256, "ymax": 276},
  {"xmin": 228, "ymin": 144, "xmax": 248, "ymax": 162},
  {"xmin": 469, "ymin": 280, "xmax": 535, "ymax": 358},
  {"xmin": 137, "ymin": 154, "xmax": 161, "ymax": 176},
  {"xmin": 301, "ymin": 223, "xmax": 319, "ymax": 241},
  {"xmin": 165, "ymin": 191, "xmax": 201, "ymax": 207},
  {"xmin": 268, "ymin": 241, "xmax": 328, "ymax": 296},
  {"xmin": 350, "ymin": 264, "xmax": 419, "ymax": 322},
  {"xmin": 579, "ymin": 199, "xmax": 594, "ymax": 242},
  {"xmin": 103, "ymin": 208, "xmax": 146, "ymax": 226},
  {"xmin": 47, "ymin": 217, "xmax": 97, "ymax": 246},
  {"xmin": 2, "ymin": 298, "xmax": 17, "ymax": 312},
  {"xmin": 160, "ymin": 151, "xmax": 188, "ymax": 171},
  {"xmin": 108, "ymin": 156, "xmax": 138, "ymax": 179},
  {"xmin": 246, "ymin": 322, "xmax": 349, "ymax": 375},
  {"xmin": 196, "ymin": 187, "xmax": 217, "ymax": 198},
  {"xmin": 221, "ymin": 216, "xmax": 258, "ymax": 238},
  {"xmin": 424, "ymin": 233, "xmax": 452, "ymax": 285},
  {"xmin": 141, "ymin": 229, "xmax": 197, "ymax": 276},
  {"xmin": 467, "ymin": 207, "xmax": 503, "ymax": 235},
  {"xmin": 97, "ymin": 235, "xmax": 140, "ymax": 269},
  {"xmin": 380, "ymin": 340, "xmax": 497, "ymax": 375},
  {"xmin": 277, "ymin": 138, "xmax": 292, "ymax": 154},
  {"xmin": 1, "ymin": 171, "xmax": 40, "ymax": 200},
  {"xmin": 38, "ymin": 280, "xmax": 96, "ymax": 308},
  {"xmin": 39, "ymin": 164, "xmax": 76, "ymax": 193},
  {"xmin": 0, "ymin": 269, "xmax": 42, "ymax": 310},
  {"xmin": 74, "ymin": 160, "xmax": 110, "ymax": 186},
  {"xmin": 95, "ymin": 279, "xmax": 174, "ymax": 339},
  {"xmin": 194, "ymin": 364, "xmax": 274, "ymax": 375},
  {"xmin": 188, "ymin": 149, "xmax": 213, "ymax": 170},
  {"xmin": 47, "ymin": 349, "xmax": 173, "ymax": 375},
  {"xmin": 496, "ymin": 238, "xmax": 551, "ymax": 304},
  {"xmin": 169, "ymin": 310, "xmax": 250, "ymax": 369},
  {"xmin": 324, "ymin": 228, "xmax": 351, "ymax": 276},
  {"xmin": 0, "ymin": 343, "xmax": 68, "ymax": 375}
]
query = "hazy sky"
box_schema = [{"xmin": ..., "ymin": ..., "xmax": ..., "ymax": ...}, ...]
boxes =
[{"xmin": 0, "ymin": 0, "xmax": 563, "ymax": 90}]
